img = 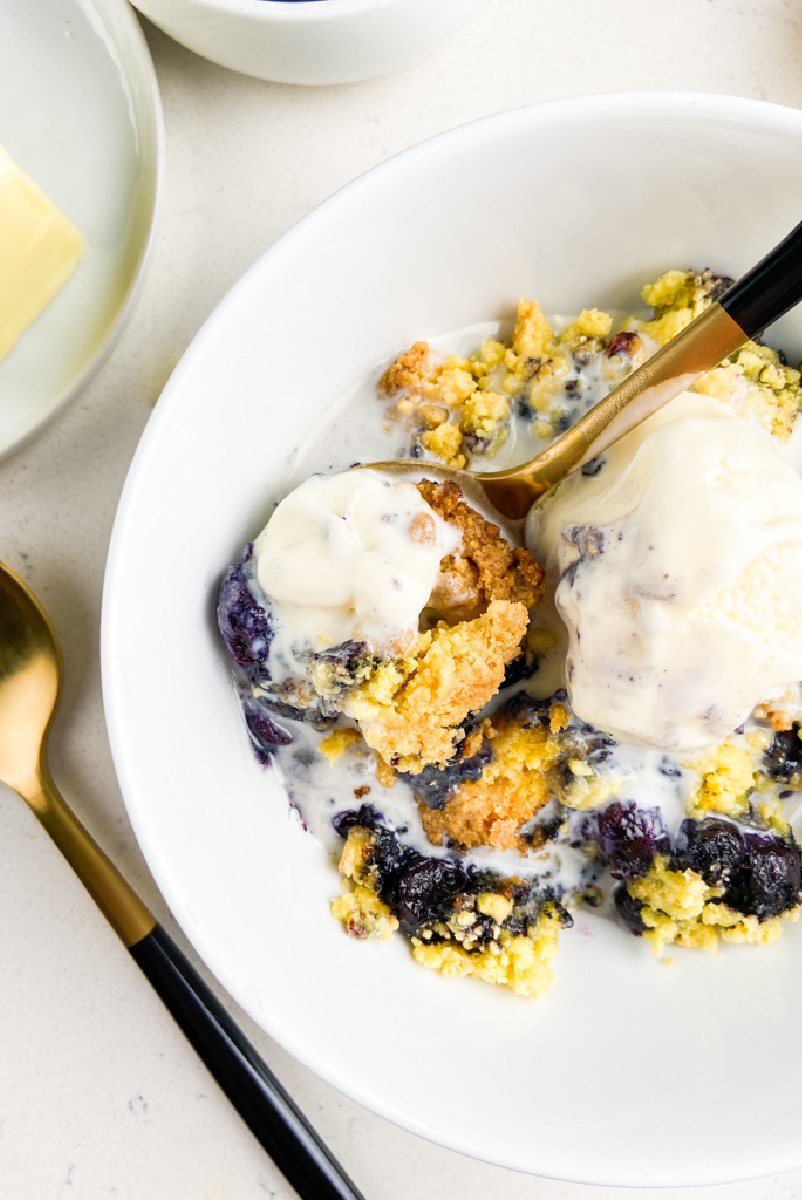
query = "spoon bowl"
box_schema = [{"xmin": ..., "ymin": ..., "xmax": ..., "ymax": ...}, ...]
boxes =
[
  {"xmin": 0, "ymin": 565, "xmax": 60, "ymax": 807},
  {"xmin": 0, "ymin": 560, "xmax": 152, "ymax": 937}
]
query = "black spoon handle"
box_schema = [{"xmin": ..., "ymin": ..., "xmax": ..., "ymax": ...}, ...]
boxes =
[
  {"xmin": 721, "ymin": 217, "xmax": 802, "ymax": 337},
  {"xmin": 130, "ymin": 924, "xmax": 366, "ymax": 1200}
]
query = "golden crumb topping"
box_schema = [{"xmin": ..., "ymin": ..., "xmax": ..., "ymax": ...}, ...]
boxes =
[
  {"xmin": 558, "ymin": 308, "xmax": 612, "ymax": 350},
  {"xmin": 331, "ymin": 883, "xmax": 399, "ymax": 941},
  {"xmin": 627, "ymin": 857, "xmax": 800, "ymax": 956},
  {"xmin": 331, "ymin": 827, "xmax": 399, "ymax": 941},
  {"xmin": 416, "ymin": 697, "xmax": 620, "ymax": 853},
  {"xmin": 418, "ymin": 479, "xmax": 544, "ymax": 622},
  {"xmin": 332, "ymin": 827, "xmax": 563, "ymax": 997},
  {"xmin": 411, "ymin": 909, "xmax": 560, "ymax": 998},
  {"xmin": 421, "ymin": 720, "xmax": 559, "ymax": 851},
  {"xmin": 319, "ymin": 728, "xmax": 363, "ymax": 764},
  {"xmin": 629, "ymin": 857, "xmax": 714, "ymax": 923},
  {"xmin": 380, "ymin": 270, "xmax": 802, "ymax": 473},
  {"xmin": 345, "ymin": 599, "xmax": 528, "ymax": 773},
  {"xmin": 378, "ymin": 341, "xmax": 433, "ymax": 394},
  {"xmin": 685, "ymin": 742, "xmax": 754, "ymax": 817},
  {"xmin": 512, "ymin": 298, "xmax": 553, "ymax": 360},
  {"xmin": 421, "ymin": 421, "xmax": 465, "ymax": 467},
  {"xmin": 693, "ymin": 341, "xmax": 802, "ymax": 439},
  {"xmin": 753, "ymin": 690, "xmax": 800, "ymax": 732}
]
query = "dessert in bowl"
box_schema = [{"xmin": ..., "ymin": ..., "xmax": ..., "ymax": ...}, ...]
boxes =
[
  {"xmin": 103, "ymin": 94, "xmax": 802, "ymax": 1185},
  {"xmin": 218, "ymin": 268, "xmax": 802, "ymax": 998}
]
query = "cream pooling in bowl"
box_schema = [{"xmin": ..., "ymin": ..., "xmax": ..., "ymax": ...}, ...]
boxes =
[
  {"xmin": 256, "ymin": 470, "xmax": 460, "ymax": 682},
  {"xmin": 527, "ymin": 395, "xmax": 802, "ymax": 751}
]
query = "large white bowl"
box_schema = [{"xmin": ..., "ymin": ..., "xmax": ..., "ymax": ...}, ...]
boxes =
[
  {"xmin": 133, "ymin": 0, "xmax": 487, "ymax": 86},
  {"xmin": 103, "ymin": 93, "xmax": 802, "ymax": 1187},
  {"xmin": 0, "ymin": 0, "xmax": 162, "ymax": 459}
]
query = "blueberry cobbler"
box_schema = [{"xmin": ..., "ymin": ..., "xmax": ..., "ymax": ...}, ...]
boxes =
[{"xmin": 218, "ymin": 270, "xmax": 802, "ymax": 998}]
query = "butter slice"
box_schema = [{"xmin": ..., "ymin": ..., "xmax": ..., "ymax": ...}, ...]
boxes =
[{"xmin": 0, "ymin": 145, "xmax": 86, "ymax": 364}]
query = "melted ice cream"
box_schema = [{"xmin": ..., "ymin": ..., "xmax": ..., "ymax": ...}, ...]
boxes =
[
  {"xmin": 527, "ymin": 394, "xmax": 802, "ymax": 750},
  {"xmin": 256, "ymin": 470, "xmax": 460, "ymax": 681}
]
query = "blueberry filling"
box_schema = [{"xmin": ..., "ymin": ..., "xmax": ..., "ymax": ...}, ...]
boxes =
[
  {"xmin": 593, "ymin": 801, "xmax": 671, "ymax": 880},
  {"xmin": 334, "ymin": 808, "xmax": 471, "ymax": 934},
  {"xmin": 241, "ymin": 700, "xmax": 293, "ymax": 764},
  {"xmin": 217, "ymin": 544, "xmax": 273, "ymax": 682},
  {"xmin": 672, "ymin": 817, "xmax": 744, "ymax": 888},
  {"xmin": 501, "ymin": 651, "xmax": 540, "ymax": 690},
  {"xmin": 501, "ymin": 689, "xmax": 566, "ymax": 727},
  {"xmin": 764, "ymin": 724, "xmax": 802, "ymax": 781},
  {"xmin": 217, "ymin": 543, "xmax": 378, "ymax": 758},
  {"xmin": 401, "ymin": 742, "xmax": 494, "ymax": 810},
  {"xmin": 610, "ymin": 815, "xmax": 802, "ymax": 932},
  {"xmin": 605, "ymin": 331, "xmax": 640, "ymax": 358},
  {"xmin": 613, "ymin": 882, "xmax": 647, "ymax": 935},
  {"xmin": 333, "ymin": 806, "xmax": 569, "ymax": 940},
  {"xmin": 723, "ymin": 834, "xmax": 802, "ymax": 919}
]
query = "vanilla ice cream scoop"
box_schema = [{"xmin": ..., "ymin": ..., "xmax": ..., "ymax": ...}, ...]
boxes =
[
  {"xmin": 256, "ymin": 471, "xmax": 460, "ymax": 680},
  {"xmin": 526, "ymin": 395, "xmax": 802, "ymax": 750}
]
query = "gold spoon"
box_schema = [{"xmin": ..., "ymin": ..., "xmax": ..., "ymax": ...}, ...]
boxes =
[
  {"xmin": 0, "ymin": 561, "xmax": 365, "ymax": 1200},
  {"xmin": 370, "ymin": 220, "xmax": 802, "ymax": 519}
]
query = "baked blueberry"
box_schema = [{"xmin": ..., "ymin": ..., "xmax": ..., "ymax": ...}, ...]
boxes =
[
  {"xmin": 217, "ymin": 545, "xmax": 273, "ymax": 678},
  {"xmin": 613, "ymin": 883, "xmax": 647, "ymax": 935},
  {"xmin": 673, "ymin": 817, "xmax": 745, "ymax": 887},
  {"xmin": 387, "ymin": 856, "xmax": 470, "ymax": 934},
  {"xmin": 242, "ymin": 699, "xmax": 292, "ymax": 764},
  {"xmin": 594, "ymin": 802, "xmax": 670, "ymax": 879},
  {"xmin": 764, "ymin": 724, "xmax": 802, "ymax": 781},
  {"xmin": 501, "ymin": 689, "xmax": 563, "ymax": 728},
  {"xmin": 724, "ymin": 834, "xmax": 802, "ymax": 919},
  {"xmin": 605, "ymin": 331, "xmax": 640, "ymax": 358},
  {"xmin": 501, "ymin": 651, "xmax": 540, "ymax": 689},
  {"xmin": 332, "ymin": 803, "xmax": 384, "ymax": 838},
  {"xmin": 309, "ymin": 639, "xmax": 375, "ymax": 706}
]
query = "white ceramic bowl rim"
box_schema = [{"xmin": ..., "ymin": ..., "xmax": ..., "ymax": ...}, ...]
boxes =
[
  {"xmin": 105, "ymin": 90, "xmax": 802, "ymax": 1188},
  {"xmin": 66, "ymin": 2, "xmax": 164, "ymax": 417},
  {"xmin": 181, "ymin": 0, "xmax": 426, "ymax": 21},
  {"xmin": 2, "ymin": 0, "xmax": 164, "ymax": 461}
]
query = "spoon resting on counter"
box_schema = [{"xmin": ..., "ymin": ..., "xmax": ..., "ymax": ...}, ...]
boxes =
[
  {"xmin": 369, "ymin": 217, "xmax": 802, "ymax": 518},
  {"xmin": 0, "ymin": 560, "xmax": 365, "ymax": 1200}
]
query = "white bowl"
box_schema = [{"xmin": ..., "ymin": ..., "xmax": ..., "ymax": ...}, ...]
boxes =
[
  {"xmin": 103, "ymin": 93, "xmax": 802, "ymax": 1187},
  {"xmin": 132, "ymin": 0, "xmax": 487, "ymax": 86},
  {"xmin": 0, "ymin": 0, "xmax": 162, "ymax": 459}
]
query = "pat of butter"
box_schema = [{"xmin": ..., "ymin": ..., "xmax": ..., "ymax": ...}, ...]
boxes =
[{"xmin": 0, "ymin": 145, "xmax": 86, "ymax": 364}]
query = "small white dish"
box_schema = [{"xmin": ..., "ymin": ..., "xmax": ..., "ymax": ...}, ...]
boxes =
[
  {"xmin": 0, "ymin": 0, "xmax": 162, "ymax": 460},
  {"xmin": 132, "ymin": 0, "xmax": 487, "ymax": 86},
  {"xmin": 103, "ymin": 93, "xmax": 802, "ymax": 1187}
]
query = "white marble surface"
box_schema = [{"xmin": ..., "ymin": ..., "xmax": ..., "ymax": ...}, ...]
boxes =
[{"xmin": 4, "ymin": 1, "xmax": 802, "ymax": 1195}]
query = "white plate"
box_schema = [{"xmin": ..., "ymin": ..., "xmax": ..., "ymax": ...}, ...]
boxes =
[
  {"xmin": 0, "ymin": 0, "xmax": 162, "ymax": 459},
  {"xmin": 103, "ymin": 93, "xmax": 802, "ymax": 1187}
]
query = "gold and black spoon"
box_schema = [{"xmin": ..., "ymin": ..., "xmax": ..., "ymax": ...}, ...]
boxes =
[
  {"xmin": 371, "ymin": 218, "xmax": 802, "ymax": 518},
  {"xmin": 0, "ymin": 560, "xmax": 365, "ymax": 1200}
]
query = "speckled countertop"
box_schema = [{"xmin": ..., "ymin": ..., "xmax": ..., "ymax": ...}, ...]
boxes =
[{"xmin": 4, "ymin": 2, "xmax": 802, "ymax": 1196}]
